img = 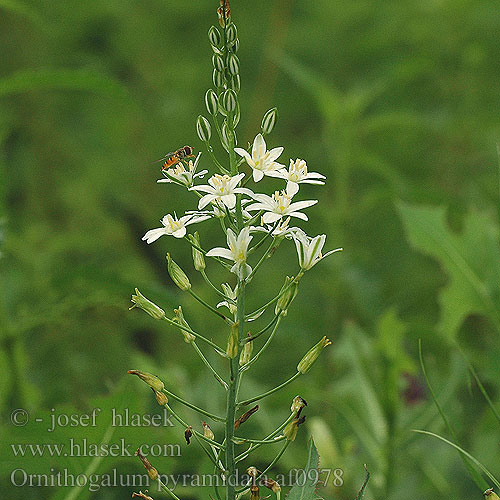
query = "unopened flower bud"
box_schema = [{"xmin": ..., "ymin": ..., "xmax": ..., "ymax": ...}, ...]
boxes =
[
  {"xmin": 221, "ymin": 121, "xmax": 236, "ymax": 151},
  {"xmin": 226, "ymin": 322, "xmax": 239, "ymax": 358},
  {"xmin": 205, "ymin": 89, "xmax": 219, "ymax": 116},
  {"xmin": 129, "ymin": 288, "xmax": 166, "ymax": 320},
  {"xmin": 153, "ymin": 388, "xmax": 168, "ymax": 406},
  {"xmin": 222, "ymin": 89, "xmax": 237, "ymax": 113},
  {"xmin": 275, "ymin": 276, "xmax": 299, "ymax": 316},
  {"xmin": 212, "ymin": 54, "xmax": 225, "ymax": 72},
  {"xmin": 290, "ymin": 395, "xmax": 307, "ymax": 415},
  {"xmin": 173, "ymin": 306, "xmax": 195, "ymax": 343},
  {"xmin": 297, "ymin": 336, "xmax": 331, "ymax": 374},
  {"xmin": 261, "ymin": 479, "xmax": 281, "ymax": 494},
  {"xmin": 166, "ymin": 253, "xmax": 191, "ymax": 291},
  {"xmin": 226, "ymin": 23, "xmax": 238, "ymax": 42},
  {"xmin": 485, "ymin": 489, "xmax": 500, "ymax": 499},
  {"xmin": 202, "ymin": 421, "xmax": 215, "ymax": 440},
  {"xmin": 283, "ymin": 415, "xmax": 306, "ymax": 441},
  {"xmin": 188, "ymin": 231, "xmax": 206, "ymax": 271},
  {"xmin": 196, "ymin": 115, "xmax": 212, "ymax": 142},
  {"xmin": 128, "ymin": 370, "xmax": 165, "ymax": 392},
  {"xmin": 229, "ymin": 38, "xmax": 239, "ymax": 53},
  {"xmin": 261, "ymin": 107, "xmax": 278, "ymax": 135},
  {"xmin": 228, "ymin": 54, "xmax": 240, "ymax": 76},
  {"xmin": 136, "ymin": 448, "xmax": 158, "ymax": 481},
  {"xmin": 213, "ymin": 69, "xmax": 224, "ymax": 89},
  {"xmin": 230, "ymin": 75, "xmax": 241, "ymax": 93},
  {"xmin": 239, "ymin": 333, "xmax": 253, "ymax": 365},
  {"xmin": 208, "ymin": 26, "xmax": 222, "ymax": 46}
]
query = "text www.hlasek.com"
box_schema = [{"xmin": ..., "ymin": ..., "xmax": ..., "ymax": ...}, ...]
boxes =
[{"xmin": 10, "ymin": 440, "xmax": 181, "ymax": 458}]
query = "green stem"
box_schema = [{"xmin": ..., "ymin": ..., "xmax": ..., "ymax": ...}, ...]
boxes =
[
  {"xmin": 232, "ymin": 435, "xmax": 286, "ymax": 445},
  {"xmin": 245, "ymin": 237, "xmax": 277, "ymax": 281},
  {"xmin": 238, "ymin": 371, "xmax": 301, "ymax": 407},
  {"xmin": 192, "ymin": 341, "xmax": 229, "ymax": 390},
  {"xmin": 157, "ymin": 477, "xmax": 183, "ymax": 500},
  {"xmin": 245, "ymin": 314, "xmax": 279, "ymax": 343},
  {"xmin": 201, "ymin": 269, "xmax": 232, "ymax": 301},
  {"xmin": 162, "ymin": 386, "xmax": 225, "ymax": 422},
  {"xmin": 205, "ymin": 139, "xmax": 229, "ymax": 173}
]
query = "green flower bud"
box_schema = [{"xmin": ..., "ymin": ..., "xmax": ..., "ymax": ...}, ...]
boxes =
[
  {"xmin": 297, "ymin": 336, "xmax": 332, "ymax": 374},
  {"xmin": 222, "ymin": 89, "xmax": 237, "ymax": 113},
  {"xmin": 205, "ymin": 89, "xmax": 219, "ymax": 116},
  {"xmin": 128, "ymin": 370, "xmax": 165, "ymax": 392},
  {"xmin": 129, "ymin": 288, "xmax": 166, "ymax": 320},
  {"xmin": 230, "ymin": 74, "xmax": 241, "ymax": 93},
  {"xmin": 166, "ymin": 253, "xmax": 191, "ymax": 291},
  {"xmin": 196, "ymin": 115, "xmax": 212, "ymax": 142},
  {"xmin": 239, "ymin": 333, "xmax": 253, "ymax": 366},
  {"xmin": 213, "ymin": 69, "xmax": 224, "ymax": 89},
  {"xmin": 173, "ymin": 306, "xmax": 195, "ymax": 343},
  {"xmin": 275, "ymin": 276, "xmax": 299, "ymax": 316},
  {"xmin": 227, "ymin": 322, "xmax": 239, "ymax": 358},
  {"xmin": 485, "ymin": 489, "xmax": 500, "ymax": 499},
  {"xmin": 208, "ymin": 26, "xmax": 222, "ymax": 46},
  {"xmin": 202, "ymin": 421, "xmax": 215, "ymax": 440},
  {"xmin": 228, "ymin": 54, "xmax": 240, "ymax": 76},
  {"xmin": 188, "ymin": 231, "xmax": 206, "ymax": 271},
  {"xmin": 212, "ymin": 54, "xmax": 225, "ymax": 72},
  {"xmin": 226, "ymin": 23, "xmax": 238, "ymax": 42},
  {"xmin": 229, "ymin": 38, "xmax": 239, "ymax": 53},
  {"xmin": 232, "ymin": 102, "xmax": 241, "ymax": 127},
  {"xmin": 261, "ymin": 107, "xmax": 278, "ymax": 135}
]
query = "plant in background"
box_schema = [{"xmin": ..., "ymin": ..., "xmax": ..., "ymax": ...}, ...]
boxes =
[{"xmin": 128, "ymin": 2, "xmax": 343, "ymax": 499}]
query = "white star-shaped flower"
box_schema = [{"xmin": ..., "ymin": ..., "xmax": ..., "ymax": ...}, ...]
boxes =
[
  {"xmin": 206, "ymin": 227, "xmax": 253, "ymax": 277},
  {"xmin": 267, "ymin": 158, "xmax": 325, "ymax": 196},
  {"xmin": 234, "ymin": 134, "xmax": 285, "ymax": 182},
  {"xmin": 142, "ymin": 213, "xmax": 211, "ymax": 243},
  {"xmin": 293, "ymin": 231, "xmax": 342, "ymax": 270},
  {"xmin": 190, "ymin": 173, "xmax": 253, "ymax": 210},
  {"xmin": 157, "ymin": 152, "xmax": 207, "ymax": 188},
  {"xmin": 246, "ymin": 190, "xmax": 317, "ymax": 224}
]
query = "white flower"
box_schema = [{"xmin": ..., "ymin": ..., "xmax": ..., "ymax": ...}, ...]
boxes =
[
  {"xmin": 142, "ymin": 213, "xmax": 210, "ymax": 243},
  {"xmin": 190, "ymin": 173, "xmax": 253, "ymax": 210},
  {"xmin": 253, "ymin": 216, "xmax": 301, "ymax": 238},
  {"xmin": 268, "ymin": 158, "xmax": 326, "ymax": 196},
  {"xmin": 234, "ymin": 134, "xmax": 285, "ymax": 182},
  {"xmin": 293, "ymin": 232, "xmax": 342, "ymax": 270},
  {"xmin": 157, "ymin": 152, "xmax": 207, "ymax": 187},
  {"xmin": 246, "ymin": 190, "xmax": 317, "ymax": 224},
  {"xmin": 206, "ymin": 227, "xmax": 253, "ymax": 277}
]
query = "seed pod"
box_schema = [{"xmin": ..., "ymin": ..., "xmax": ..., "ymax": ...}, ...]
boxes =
[
  {"xmin": 208, "ymin": 26, "xmax": 222, "ymax": 46},
  {"xmin": 222, "ymin": 89, "xmax": 237, "ymax": 113},
  {"xmin": 189, "ymin": 231, "xmax": 206, "ymax": 271},
  {"xmin": 226, "ymin": 23, "xmax": 238, "ymax": 42},
  {"xmin": 239, "ymin": 333, "xmax": 253, "ymax": 365},
  {"xmin": 213, "ymin": 69, "xmax": 224, "ymax": 89},
  {"xmin": 261, "ymin": 107, "xmax": 278, "ymax": 135},
  {"xmin": 226, "ymin": 322, "xmax": 239, "ymax": 358},
  {"xmin": 212, "ymin": 54, "xmax": 225, "ymax": 72},
  {"xmin": 136, "ymin": 448, "xmax": 158, "ymax": 481},
  {"xmin": 153, "ymin": 388, "xmax": 168, "ymax": 406},
  {"xmin": 485, "ymin": 489, "xmax": 500, "ymax": 499},
  {"xmin": 166, "ymin": 253, "xmax": 191, "ymax": 291},
  {"xmin": 128, "ymin": 370, "xmax": 165, "ymax": 392},
  {"xmin": 205, "ymin": 89, "xmax": 219, "ymax": 116},
  {"xmin": 290, "ymin": 395, "xmax": 307, "ymax": 416},
  {"xmin": 275, "ymin": 276, "xmax": 299, "ymax": 316},
  {"xmin": 196, "ymin": 115, "xmax": 212, "ymax": 142},
  {"xmin": 228, "ymin": 54, "xmax": 240, "ymax": 76},
  {"xmin": 129, "ymin": 288, "xmax": 166, "ymax": 320},
  {"xmin": 283, "ymin": 415, "xmax": 306, "ymax": 441},
  {"xmin": 297, "ymin": 336, "xmax": 332, "ymax": 374},
  {"xmin": 173, "ymin": 306, "xmax": 195, "ymax": 343}
]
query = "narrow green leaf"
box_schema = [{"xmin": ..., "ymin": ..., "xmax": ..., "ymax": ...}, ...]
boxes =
[{"xmin": 286, "ymin": 438, "xmax": 320, "ymax": 500}]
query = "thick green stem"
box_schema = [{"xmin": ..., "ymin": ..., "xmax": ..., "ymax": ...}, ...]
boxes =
[{"xmin": 225, "ymin": 277, "xmax": 245, "ymax": 500}]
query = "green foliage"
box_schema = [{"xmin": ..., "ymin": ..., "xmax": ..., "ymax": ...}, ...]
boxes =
[{"xmin": 286, "ymin": 439, "xmax": 320, "ymax": 500}]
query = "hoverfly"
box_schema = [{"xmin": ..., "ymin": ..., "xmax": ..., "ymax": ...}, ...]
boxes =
[{"xmin": 157, "ymin": 146, "xmax": 195, "ymax": 171}]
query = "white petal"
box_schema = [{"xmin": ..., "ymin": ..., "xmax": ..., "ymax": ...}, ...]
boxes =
[
  {"xmin": 286, "ymin": 181, "xmax": 299, "ymax": 197},
  {"xmin": 252, "ymin": 169, "xmax": 264, "ymax": 182},
  {"xmin": 142, "ymin": 227, "xmax": 168, "ymax": 244},
  {"xmin": 222, "ymin": 194, "xmax": 236, "ymax": 209},
  {"xmin": 206, "ymin": 248, "xmax": 234, "ymax": 260},
  {"xmin": 288, "ymin": 199, "xmax": 318, "ymax": 212},
  {"xmin": 288, "ymin": 212, "xmax": 309, "ymax": 221},
  {"xmin": 245, "ymin": 202, "xmax": 269, "ymax": 212},
  {"xmin": 262, "ymin": 212, "xmax": 282, "ymax": 224},
  {"xmin": 252, "ymin": 134, "xmax": 266, "ymax": 159},
  {"xmin": 306, "ymin": 172, "xmax": 326, "ymax": 179},
  {"xmin": 172, "ymin": 227, "xmax": 187, "ymax": 238},
  {"xmin": 191, "ymin": 185, "xmax": 215, "ymax": 194},
  {"xmin": 199, "ymin": 194, "xmax": 216, "ymax": 209},
  {"xmin": 267, "ymin": 146, "xmax": 284, "ymax": 162}
]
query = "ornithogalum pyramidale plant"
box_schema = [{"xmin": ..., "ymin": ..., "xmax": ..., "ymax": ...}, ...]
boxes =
[{"xmin": 128, "ymin": 2, "xmax": 342, "ymax": 500}]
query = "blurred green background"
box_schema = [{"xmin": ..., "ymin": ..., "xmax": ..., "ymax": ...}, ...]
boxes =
[{"xmin": 1, "ymin": 0, "xmax": 500, "ymax": 499}]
